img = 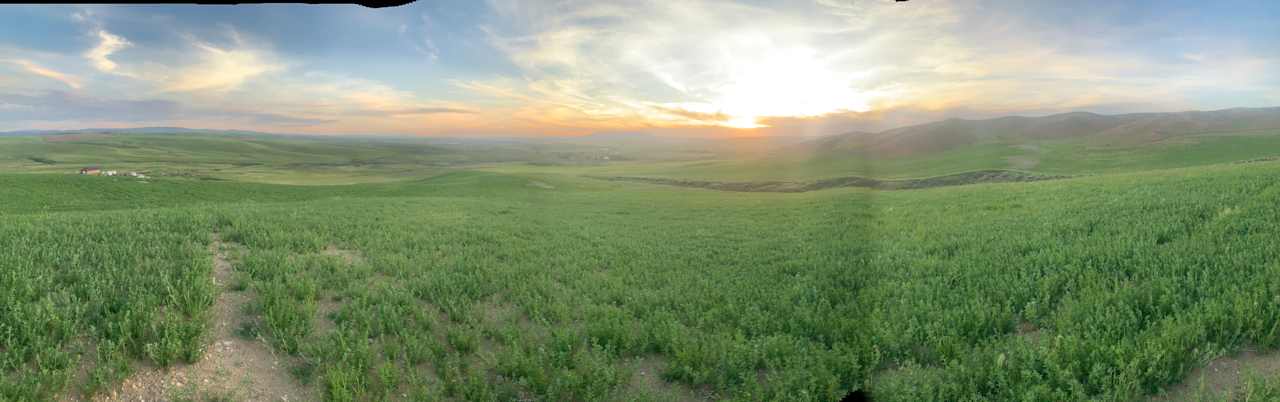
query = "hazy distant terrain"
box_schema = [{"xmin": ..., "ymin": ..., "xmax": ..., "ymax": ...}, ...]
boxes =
[
  {"xmin": 492, "ymin": 107, "xmax": 1280, "ymax": 183},
  {"xmin": 824, "ymin": 107, "xmax": 1280, "ymax": 155},
  {"xmin": 9, "ymin": 107, "xmax": 1280, "ymax": 186}
]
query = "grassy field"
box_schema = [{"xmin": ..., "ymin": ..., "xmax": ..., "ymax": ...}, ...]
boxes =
[
  {"xmin": 0, "ymin": 132, "xmax": 695, "ymax": 185},
  {"xmin": 10, "ymin": 129, "xmax": 1280, "ymax": 184},
  {"xmin": 5, "ymin": 132, "xmax": 1280, "ymax": 401},
  {"xmin": 0, "ymin": 133, "xmax": 450, "ymax": 184}
]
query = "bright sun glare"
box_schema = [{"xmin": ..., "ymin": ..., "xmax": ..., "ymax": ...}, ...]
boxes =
[{"xmin": 708, "ymin": 46, "xmax": 872, "ymax": 129}]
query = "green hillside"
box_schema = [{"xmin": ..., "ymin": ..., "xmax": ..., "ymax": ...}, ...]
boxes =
[
  {"xmin": 6, "ymin": 154, "xmax": 1280, "ymax": 400},
  {"xmin": 7, "ymin": 120, "xmax": 1280, "ymax": 401},
  {"xmin": 0, "ymin": 132, "xmax": 747, "ymax": 185}
]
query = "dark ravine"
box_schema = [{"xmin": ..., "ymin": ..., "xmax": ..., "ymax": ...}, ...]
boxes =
[{"xmin": 589, "ymin": 169, "xmax": 1071, "ymax": 193}]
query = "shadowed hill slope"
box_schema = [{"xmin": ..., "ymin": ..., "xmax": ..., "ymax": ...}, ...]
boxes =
[{"xmin": 590, "ymin": 169, "xmax": 1068, "ymax": 192}]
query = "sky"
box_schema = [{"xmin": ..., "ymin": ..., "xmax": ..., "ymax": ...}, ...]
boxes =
[{"xmin": 0, "ymin": 0, "xmax": 1277, "ymax": 138}]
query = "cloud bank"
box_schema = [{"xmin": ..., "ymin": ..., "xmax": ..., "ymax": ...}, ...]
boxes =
[{"xmin": 0, "ymin": 2, "xmax": 1275, "ymax": 137}]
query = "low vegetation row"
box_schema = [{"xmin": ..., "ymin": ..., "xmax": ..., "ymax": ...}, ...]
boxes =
[{"xmin": 591, "ymin": 169, "xmax": 1068, "ymax": 192}]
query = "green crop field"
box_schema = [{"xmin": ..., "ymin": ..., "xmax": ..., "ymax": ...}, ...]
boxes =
[
  {"xmin": 4, "ymin": 1, "xmax": 1277, "ymax": 400},
  {"xmin": 6, "ymin": 131, "xmax": 1280, "ymax": 401}
]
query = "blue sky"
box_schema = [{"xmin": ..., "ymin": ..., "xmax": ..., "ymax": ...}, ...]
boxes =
[{"xmin": 0, "ymin": 1, "xmax": 1277, "ymax": 137}]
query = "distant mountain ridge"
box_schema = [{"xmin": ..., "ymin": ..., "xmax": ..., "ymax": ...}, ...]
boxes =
[{"xmin": 813, "ymin": 106, "xmax": 1280, "ymax": 157}]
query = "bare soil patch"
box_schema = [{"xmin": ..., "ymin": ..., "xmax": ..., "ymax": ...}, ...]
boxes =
[
  {"xmin": 1150, "ymin": 347, "xmax": 1280, "ymax": 401},
  {"xmin": 1015, "ymin": 321, "xmax": 1043, "ymax": 344},
  {"xmin": 1005, "ymin": 156, "xmax": 1040, "ymax": 170},
  {"xmin": 621, "ymin": 356, "xmax": 708, "ymax": 401},
  {"xmin": 57, "ymin": 338, "xmax": 99, "ymax": 402},
  {"xmin": 320, "ymin": 244, "xmax": 364, "ymax": 265},
  {"xmin": 314, "ymin": 297, "xmax": 342, "ymax": 337},
  {"xmin": 89, "ymin": 233, "xmax": 313, "ymax": 402},
  {"xmin": 477, "ymin": 299, "xmax": 536, "ymax": 333},
  {"xmin": 528, "ymin": 180, "xmax": 556, "ymax": 189},
  {"xmin": 1005, "ymin": 144, "xmax": 1043, "ymax": 170}
]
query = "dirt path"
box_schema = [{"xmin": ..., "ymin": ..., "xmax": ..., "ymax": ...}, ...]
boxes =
[{"xmin": 92, "ymin": 233, "xmax": 312, "ymax": 401}]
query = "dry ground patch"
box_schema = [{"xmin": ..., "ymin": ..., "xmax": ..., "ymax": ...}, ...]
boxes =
[
  {"xmin": 1151, "ymin": 347, "xmax": 1280, "ymax": 401},
  {"xmin": 86, "ymin": 233, "xmax": 312, "ymax": 402}
]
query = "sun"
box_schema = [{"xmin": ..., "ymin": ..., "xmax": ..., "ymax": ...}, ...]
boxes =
[
  {"xmin": 649, "ymin": 36, "xmax": 877, "ymax": 129},
  {"xmin": 709, "ymin": 46, "xmax": 872, "ymax": 128}
]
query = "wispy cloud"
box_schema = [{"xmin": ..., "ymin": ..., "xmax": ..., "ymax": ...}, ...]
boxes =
[
  {"xmin": 7, "ymin": 60, "xmax": 82, "ymax": 89},
  {"xmin": 0, "ymin": 90, "xmax": 330, "ymax": 125},
  {"xmin": 84, "ymin": 30, "xmax": 132, "ymax": 74},
  {"xmin": 165, "ymin": 38, "xmax": 281, "ymax": 92},
  {"xmin": 402, "ymin": 13, "xmax": 440, "ymax": 62}
]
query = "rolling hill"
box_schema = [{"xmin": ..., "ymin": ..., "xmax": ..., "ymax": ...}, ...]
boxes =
[
  {"xmin": 594, "ymin": 106, "xmax": 1280, "ymax": 182},
  {"xmin": 811, "ymin": 107, "xmax": 1280, "ymax": 157}
]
